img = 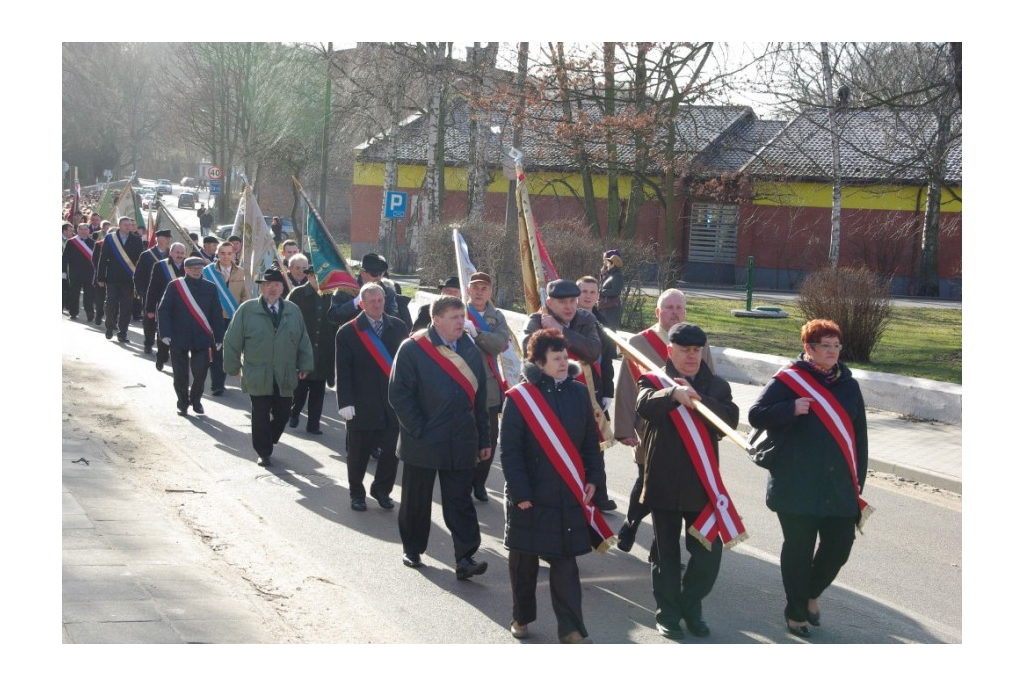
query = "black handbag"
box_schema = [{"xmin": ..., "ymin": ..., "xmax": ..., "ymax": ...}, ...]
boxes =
[{"xmin": 748, "ymin": 426, "xmax": 789, "ymax": 470}]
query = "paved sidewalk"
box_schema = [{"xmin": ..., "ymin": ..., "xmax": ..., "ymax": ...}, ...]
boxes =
[
  {"xmin": 729, "ymin": 381, "xmax": 962, "ymax": 494},
  {"xmin": 62, "ymin": 421, "xmax": 284, "ymax": 644}
]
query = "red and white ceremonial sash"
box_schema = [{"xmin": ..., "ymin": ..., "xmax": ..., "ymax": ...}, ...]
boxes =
[
  {"xmin": 357, "ymin": 325, "xmax": 394, "ymax": 377},
  {"xmin": 70, "ymin": 236, "xmax": 93, "ymax": 261},
  {"xmin": 506, "ymin": 382, "xmax": 616, "ymax": 552},
  {"xmin": 775, "ymin": 366, "xmax": 873, "ymax": 528},
  {"xmin": 172, "ymin": 278, "xmax": 214, "ymax": 341},
  {"xmin": 642, "ymin": 372, "xmax": 748, "ymax": 550},
  {"xmin": 467, "ymin": 306, "xmax": 509, "ymax": 393},
  {"xmin": 412, "ymin": 331, "xmax": 478, "ymax": 406},
  {"xmin": 628, "ymin": 328, "xmax": 668, "ymax": 382}
]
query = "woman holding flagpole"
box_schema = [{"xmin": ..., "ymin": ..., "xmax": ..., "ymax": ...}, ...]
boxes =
[
  {"xmin": 500, "ymin": 329, "xmax": 612, "ymax": 644},
  {"xmin": 748, "ymin": 319, "xmax": 870, "ymax": 638}
]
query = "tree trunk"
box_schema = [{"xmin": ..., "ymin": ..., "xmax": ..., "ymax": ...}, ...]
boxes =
[
  {"xmin": 918, "ymin": 42, "xmax": 959, "ymax": 296},
  {"xmin": 379, "ymin": 87, "xmax": 402, "ymax": 257},
  {"xmin": 505, "ymin": 42, "xmax": 529, "ymax": 234},
  {"xmin": 604, "ymin": 42, "xmax": 621, "ymax": 238},
  {"xmin": 552, "ymin": 42, "xmax": 600, "ymax": 236},
  {"xmin": 318, "ymin": 43, "xmax": 333, "ymax": 218},
  {"xmin": 820, "ymin": 42, "xmax": 843, "ymax": 269}
]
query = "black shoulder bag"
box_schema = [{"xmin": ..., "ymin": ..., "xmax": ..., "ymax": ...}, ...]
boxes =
[{"xmin": 747, "ymin": 425, "xmax": 790, "ymax": 470}]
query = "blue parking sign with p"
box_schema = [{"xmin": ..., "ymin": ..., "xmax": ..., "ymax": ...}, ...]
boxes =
[{"xmin": 384, "ymin": 191, "xmax": 407, "ymax": 218}]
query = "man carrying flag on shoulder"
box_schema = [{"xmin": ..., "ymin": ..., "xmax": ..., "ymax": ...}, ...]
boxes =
[
  {"xmin": 157, "ymin": 256, "xmax": 225, "ymax": 416},
  {"xmin": 613, "ymin": 288, "xmax": 715, "ymax": 552},
  {"xmin": 335, "ymin": 282, "xmax": 408, "ymax": 512},
  {"xmin": 388, "ymin": 295, "xmax": 491, "ymax": 580},
  {"xmin": 462, "ymin": 271, "xmax": 510, "ymax": 504},
  {"xmin": 96, "ymin": 215, "xmax": 144, "ymax": 343},
  {"xmin": 636, "ymin": 323, "xmax": 741, "ymax": 641},
  {"xmin": 204, "ymin": 240, "xmax": 248, "ymax": 396}
]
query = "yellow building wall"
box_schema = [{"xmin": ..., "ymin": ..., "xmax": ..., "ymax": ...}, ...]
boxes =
[
  {"xmin": 753, "ymin": 180, "xmax": 962, "ymax": 213},
  {"xmin": 354, "ymin": 162, "xmax": 647, "ymax": 198}
]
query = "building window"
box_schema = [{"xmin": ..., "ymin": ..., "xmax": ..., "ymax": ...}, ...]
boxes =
[{"xmin": 688, "ymin": 203, "xmax": 738, "ymax": 264}]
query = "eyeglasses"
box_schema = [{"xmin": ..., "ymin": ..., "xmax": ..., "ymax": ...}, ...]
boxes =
[{"xmin": 810, "ymin": 343, "xmax": 843, "ymax": 351}]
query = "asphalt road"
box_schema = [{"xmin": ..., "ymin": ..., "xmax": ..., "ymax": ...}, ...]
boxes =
[{"xmin": 61, "ymin": 314, "xmax": 961, "ymax": 645}]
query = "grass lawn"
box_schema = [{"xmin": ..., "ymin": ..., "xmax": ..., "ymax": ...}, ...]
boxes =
[{"xmin": 640, "ymin": 297, "xmax": 962, "ymax": 385}]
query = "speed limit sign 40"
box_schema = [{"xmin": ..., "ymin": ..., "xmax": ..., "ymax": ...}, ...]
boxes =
[{"xmin": 207, "ymin": 166, "xmax": 223, "ymax": 181}]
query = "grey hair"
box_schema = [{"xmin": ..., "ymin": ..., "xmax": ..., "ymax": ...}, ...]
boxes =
[
  {"xmin": 657, "ymin": 288, "xmax": 687, "ymax": 309},
  {"xmin": 360, "ymin": 282, "xmax": 385, "ymax": 299},
  {"xmin": 289, "ymin": 254, "xmax": 309, "ymax": 268},
  {"xmin": 169, "ymin": 242, "xmax": 186, "ymax": 252}
]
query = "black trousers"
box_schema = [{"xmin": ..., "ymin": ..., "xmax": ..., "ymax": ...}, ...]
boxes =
[
  {"xmin": 93, "ymin": 285, "xmax": 105, "ymax": 323},
  {"xmin": 143, "ymin": 315, "xmax": 158, "ymax": 348},
  {"xmin": 208, "ymin": 319, "xmax": 231, "ymax": 391},
  {"xmin": 346, "ymin": 426, "xmax": 399, "ymax": 500},
  {"xmin": 67, "ymin": 277, "xmax": 95, "ymax": 319},
  {"xmin": 398, "ymin": 461, "xmax": 479, "ymax": 562},
  {"xmin": 250, "ymin": 387, "xmax": 291, "ymax": 459},
  {"xmin": 170, "ymin": 347, "xmax": 211, "ymax": 408},
  {"xmin": 471, "ymin": 405, "xmax": 500, "ymax": 490},
  {"xmin": 290, "ymin": 378, "xmax": 327, "ymax": 431},
  {"xmin": 650, "ymin": 508, "xmax": 722, "ymax": 628},
  {"xmin": 623, "ymin": 462, "xmax": 651, "ymax": 529},
  {"xmin": 509, "ymin": 550, "xmax": 587, "ymax": 639},
  {"xmin": 104, "ymin": 281, "xmax": 134, "ymax": 336},
  {"xmin": 777, "ymin": 512, "xmax": 857, "ymax": 623}
]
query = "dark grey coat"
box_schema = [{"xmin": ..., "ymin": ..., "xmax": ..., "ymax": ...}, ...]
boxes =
[{"xmin": 501, "ymin": 362, "xmax": 602, "ymax": 557}]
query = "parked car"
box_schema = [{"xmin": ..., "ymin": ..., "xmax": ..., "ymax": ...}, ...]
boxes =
[
  {"xmin": 156, "ymin": 179, "xmax": 173, "ymax": 195},
  {"xmin": 141, "ymin": 192, "xmax": 160, "ymax": 210},
  {"xmin": 180, "ymin": 176, "xmax": 198, "ymax": 188},
  {"xmin": 177, "ymin": 192, "xmax": 196, "ymax": 209},
  {"xmin": 263, "ymin": 215, "xmax": 294, "ymax": 239}
]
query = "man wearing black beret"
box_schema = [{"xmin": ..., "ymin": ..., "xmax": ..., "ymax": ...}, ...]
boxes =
[{"xmin": 635, "ymin": 322, "xmax": 740, "ymax": 641}]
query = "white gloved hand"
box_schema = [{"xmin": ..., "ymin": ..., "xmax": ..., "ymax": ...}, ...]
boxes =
[
  {"xmin": 352, "ymin": 294, "xmax": 362, "ymax": 309},
  {"xmin": 463, "ymin": 319, "xmax": 478, "ymax": 337},
  {"xmin": 338, "ymin": 406, "xmax": 356, "ymax": 421},
  {"xmin": 161, "ymin": 337, "xmax": 171, "ymax": 345},
  {"xmin": 601, "ymin": 397, "xmax": 613, "ymax": 411}
]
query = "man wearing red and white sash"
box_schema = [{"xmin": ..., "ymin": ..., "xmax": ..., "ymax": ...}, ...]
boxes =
[
  {"xmin": 748, "ymin": 318, "xmax": 868, "ymax": 636},
  {"xmin": 146, "ymin": 243, "xmax": 188, "ymax": 372},
  {"xmin": 389, "ymin": 296, "xmax": 491, "ymax": 580},
  {"xmin": 636, "ymin": 323, "xmax": 739, "ymax": 640},
  {"xmin": 157, "ymin": 257, "xmax": 225, "ymax": 416},
  {"xmin": 62, "ymin": 223, "xmax": 96, "ymax": 322},
  {"xmin": 335, "ymin": 282, "xmax": 408, "ymax": 512},
  {"xmin": 613, "ymin": 288, "xmax": 715, "ymax": 551},
  {"xmin": 463, "ymin": 271, "xmax": 510, "ymax": 503}
]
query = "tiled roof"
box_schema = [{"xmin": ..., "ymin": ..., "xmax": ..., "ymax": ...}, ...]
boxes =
[
  {"xmin": 741, "ymin": 108, "xmax": 962, "ymax": 184},
  {"xmin": 690, "ymin": 118, "xmax": 787, "ymax": 175},
  {"xmin": 356, "ymin": 98, "xmax": 754, "ymax": 174}
]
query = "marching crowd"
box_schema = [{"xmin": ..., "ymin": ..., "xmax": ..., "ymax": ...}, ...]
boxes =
[{"xmin": 63, "ymin": 211, "xmax": 869, "ymax": 645}]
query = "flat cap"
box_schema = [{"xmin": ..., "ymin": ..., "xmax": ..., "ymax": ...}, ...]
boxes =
[
  {"xmin": 668, "ymin": 323, "xmax": 707, "ymax": 347},
  {"xmin": 546, "ymin": 279, "xmax": 581, "ymax": 299},
  {"xmin": 183, "ymin": 256, "xmax": 206, "ymax": 267},
  {"xmin": 441, "ymin": 275, "xmax": 461, "ymax": 290}
]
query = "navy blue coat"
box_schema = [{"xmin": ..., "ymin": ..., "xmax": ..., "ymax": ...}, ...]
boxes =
[{"xmin": 157, "ymin": 276, "xmax": 225, "ymax": 350}]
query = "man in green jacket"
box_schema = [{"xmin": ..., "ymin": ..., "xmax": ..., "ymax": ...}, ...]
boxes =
[{"xmin": 223, "ymin": 267, "xmax": 314, "ymax": 468}]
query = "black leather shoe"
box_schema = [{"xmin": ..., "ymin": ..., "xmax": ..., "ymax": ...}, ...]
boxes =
[
  {"xmin": 596, "ymin": 499, "xmax": 617, "ymax": 512},
  {"xmin": 456, "ymin": 556, "xmax": 488, "ymax": 580},
  {"xmin": 117, "ymin": 334, "xmax": 129, "ymax": 343},
  {"xmin": 351, "ymin": 499, "xmax": 367, "ymax": 512},
  {"xmin": 192, "ymin": 402, "xmax": 204, "ymax": 415},
  {"xmin": 288, "ymin": 415, "xmax": 299, "ymax": 428},
  {"xmin": 370, "ymin": 491, "xmax": 395, "ymax": 509},
  {"xmin": 786, "ymin": 613, "xmax": 811, "ymax": 638},
  {"xmin": 211, "ymin": 388, "xmax": 224, "ymax": 396},
  {"xmin": 473, "ymin": 484, "xmax": 488, "ymax": 502},
  {"xmin": 177, "ymin": 403, "xmax": 188, "ymax": 416},
  {"xmin": 656, "ymin": 622, "xmax": 685, "ymax": 641},
  {"xmin": 69, "ymin": 314, "xmax": 78, "ymax": 320},
  {"xmin": 144, "ymin": 345, "xmax": 153, "ymax": 355},
  {"xmin": 257, "ymin": 455, "xmax": 271, "ymax": 468},
  {"xmin": 616, "ymin": 522, "xmax": 637, "ymax": 552},
  {"xmin": 807, "ymin": 610, "xmax": 821, "ymax": 627},
  {"xmin": 306, "ymin": 428, "xmax": 323, "ymax": 435},
  {"xmin": 105, "ymin": 328, "xmax": 114, "ymax": 340},
  {"xmin": 402, "ymin": 552, "xmax": 422, "ymax": 568},
  {"xmin": 156, "ymin": 361, "xmax": 164, "ymax": 372},
  {"xmin": 683, "ymin": 615, "xmax": 711, "ymax": 638}
]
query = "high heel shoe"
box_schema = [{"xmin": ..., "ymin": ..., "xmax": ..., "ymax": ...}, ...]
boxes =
[{"xmin": 807, "ymin": 610, "xmax": 821, "ymax": 627}]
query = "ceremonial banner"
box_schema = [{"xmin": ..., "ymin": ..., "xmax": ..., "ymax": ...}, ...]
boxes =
[
  {"xmin": 93, "ymin": 187, "xmax": 114, "ymax": 222},
  {"xmin": 154, "ymin": 205, "xmax": 202, "ymax": 256},
  {"xmin": 292, "ymin": 177, "xmax": 359, "ymax": 295},
  {"xmin": 511, "ymin": 148, "xmax": 558, "ymax": 313},
  {"xmin": 66, "ymin": 176, "xmax": 81, "ymax": 222},
  {"xmin": 109, "ymin": 182, "xmax": 143, "ymax": 227},
  {"xmin": 239, "ymin": 185, "xmax": 278, "ymax": 297}
]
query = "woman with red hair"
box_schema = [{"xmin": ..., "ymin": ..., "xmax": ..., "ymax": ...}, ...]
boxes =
[{"xmin": 749, "ymin": 319, "xmax": 869, "ymax": 638}]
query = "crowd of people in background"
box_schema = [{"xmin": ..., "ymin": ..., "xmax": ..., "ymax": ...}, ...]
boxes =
[{"xmin": 63, "ymin": 207, "xmax": 869, "ymax": 644}]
